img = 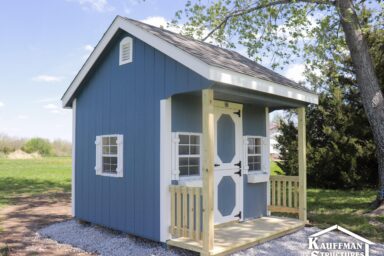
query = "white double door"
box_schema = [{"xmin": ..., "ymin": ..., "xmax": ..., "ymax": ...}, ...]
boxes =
[{"xmin": 214, "ymin": 102, "xmax": 243, "ymax": 224}]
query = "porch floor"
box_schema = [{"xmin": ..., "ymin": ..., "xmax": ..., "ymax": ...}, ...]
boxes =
[{"xmin": 167, "ymin": 216, "xmax": 305, "ymax": 256}]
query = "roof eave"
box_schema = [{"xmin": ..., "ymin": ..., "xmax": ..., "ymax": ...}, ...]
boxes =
[{"xmin": 61, "ymin": 16, "xmax": 318, "ymax": 108}]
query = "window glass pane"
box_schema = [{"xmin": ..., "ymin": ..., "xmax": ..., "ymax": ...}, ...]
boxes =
[
  {"xmin": 179, "ymin": 135, "xmax": 189, "ymax": 144},
  {"xmin": 248, "ymin": 145, "xmax": 255, "ymax": 154},
  {"xmin": 255, "ymin": 138, "xmax": 261, "ymax": 146},
  {"xmin": 179, "ymin": 145, "xmax": 189, "ymax": 155},
  {"xmin": 255, "ymin": 155, "xmax": 261, "ymax": 163},
  {"xmin": 102, "ymin": 137, "xmax": 109, "ymax": 145},
  {"xmin": 110, "ymin": 157, "xmax": 117, "ymax": 165},
  {"xmin": 103, "ymin": 156, "xmax": 111, "ymax": 165},
  {"xmin": 110, "ymin": 136, "xmax": 117, "ymax": 146},
  {"xmin": 248, "ymin": 138, "xmax": 254, "ymax": 146},
  {"xmin": 179, "ymin": 157, "xmax": 188, "ymax": 167},
  {"xmin": 103, "ymin": 146, "xmax": 110, "ymax": 154},
  {"xmin": 189, "ymin": 157, "xmax": 199, "ymax": 166},
  {"xmin": 103, "ymin": 163, "xmax": 110, "ymax": 172},
  {"xmin": 110, "ymin": 164, "xmax": 117, "ymax": 172},
  {"xmin": 190, "ymin": 146, "xmax": 199, "ymax": 155},
  {"xmin": 255, "ymin": 146, "xmax": 261, "ymax": 154},
  {"xmin": 189, "ymin": 166, "xmax": 199, "ymax": 176},
  {"xmin": 254, "ymin": 163, "xmax": 261, "ymax": 171},
  {"xmin": 110, "ymin": 146, "xmax": 118, "ymax": 155},
  {"xmin": 179, "ymin": 167, "xmax": 188, "ymax": 176},
  {"xmin": 190, "ymin": 135, "xmax": 199, "ymax": 145}
]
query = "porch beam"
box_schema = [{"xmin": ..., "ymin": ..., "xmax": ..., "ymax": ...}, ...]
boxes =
[
  {"xmin": 297, "ymin": 107, "xmax": 307, "ymax": 222},
  {"xmin": 202, "ymin": 89, "xmax": 215, "ymax": 255}
]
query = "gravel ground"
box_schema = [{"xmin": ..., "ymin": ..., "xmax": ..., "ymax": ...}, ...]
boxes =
[{"xmin": 38, "ymin": 220, "xmax": 384, "ymax": 256}]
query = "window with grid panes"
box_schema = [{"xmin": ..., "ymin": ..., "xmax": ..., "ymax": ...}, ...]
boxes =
[
  {"xmin": 177, "ymin": 133, "xmax": 201, "ymax": 177},
  {"xmin": 247, "ymin": 137, "xmax": 262, "ymax": 172}
]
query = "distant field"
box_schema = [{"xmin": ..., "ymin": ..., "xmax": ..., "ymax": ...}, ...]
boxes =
[{"xmin": 0, "ymin": 157, "xmax": 71, "ymax": 208}]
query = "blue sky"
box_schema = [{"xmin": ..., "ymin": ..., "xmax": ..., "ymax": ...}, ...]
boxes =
[{"xmin": 0, "ymin": 0, "xmax": 304, "ymax": 141}]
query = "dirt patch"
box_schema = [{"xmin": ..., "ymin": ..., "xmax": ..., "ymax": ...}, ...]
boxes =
[
  {"xmin": 0, "ymin": 193, "xmax": 92, "ymax": 256},
  {"xmin": 7, "ymin": 150, "xmax": 42, "ymax": 160}
]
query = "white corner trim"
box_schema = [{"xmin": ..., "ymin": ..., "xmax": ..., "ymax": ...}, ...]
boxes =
[
  {"xmin": 61, "ymin": 16, "xmax": 318, "ymax": 108},
  {"xmin": 71, "ymin": 98, "xmax": 76, "ymax": 217},
  {"xmin": 160, "ymin": 98, "xmax": 172, "ymax": 242},
  {"xmin": 265, "ymin": 107, "xmax": 271, "ymax": 216}
]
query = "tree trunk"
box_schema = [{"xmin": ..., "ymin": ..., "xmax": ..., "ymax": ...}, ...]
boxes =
[
  {"xmin": 378, "ymin": 149, "xmax": 384, "ymax": 201},
  {"xmin": 336, "ymin": 0, "xmax": 384, "ymax": 201}
]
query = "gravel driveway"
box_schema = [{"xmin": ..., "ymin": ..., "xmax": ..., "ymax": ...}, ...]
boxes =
[{"xmin": 38, "ymin": 220, "xmax": 384, "ymax": 256}]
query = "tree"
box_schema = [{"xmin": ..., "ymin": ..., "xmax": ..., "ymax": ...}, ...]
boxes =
[
  {"xmin": 22, "ymin": 138, "xmax": 52, "ymax": 156},
  {"xmin": 173, "ymin": 0, "xmax": 384, "ymax": 200}
]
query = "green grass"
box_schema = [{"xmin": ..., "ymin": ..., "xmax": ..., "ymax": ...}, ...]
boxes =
[
  {"xmin": 0, "ymin": 157, "xmax": 382, "ymax": 242},
  {"xmin": 308, "ymin": 188, "xmax": 383, "ymax": 242},
  {"xmin": 0, "ymin": 157, "xmax": 71, "ymax": 208}
]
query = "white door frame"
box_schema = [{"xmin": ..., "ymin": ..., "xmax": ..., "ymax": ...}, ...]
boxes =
[{"xmin": 213, "ymin": 101, "xmax": 243, "ymax": 224}]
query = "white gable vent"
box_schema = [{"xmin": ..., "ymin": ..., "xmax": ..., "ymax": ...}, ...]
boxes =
[{"xmin": 119, "ymin": 37, "xmax": 133, "ymax": 65}]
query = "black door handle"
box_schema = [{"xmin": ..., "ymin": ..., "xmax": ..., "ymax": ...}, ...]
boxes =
[
  {"xmin": 214, "ymin": 163, "xmax": 220, "ymax": 167},
  {"xmin": 234, "ymin": 169, "xmax": 242, "ymax": 176}
]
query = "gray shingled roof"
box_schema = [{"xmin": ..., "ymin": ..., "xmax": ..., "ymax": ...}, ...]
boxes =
[{"xmin": 125, "ymin": 17, "xmax": 314, "ymax": 94}]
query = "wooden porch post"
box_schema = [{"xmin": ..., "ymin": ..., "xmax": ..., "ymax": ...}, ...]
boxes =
[
  {"xmin": 297, "ymin": 107, "xmax": 307, "ymax": 222},
  {"xmin": 202, "ymin": 89, "xmax": 214, "ymax": 255}
]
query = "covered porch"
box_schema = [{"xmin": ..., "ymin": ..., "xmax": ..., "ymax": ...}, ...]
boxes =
[{"xmin": 166, "ymin": 88, "xmax": 309, "ymax": 256}]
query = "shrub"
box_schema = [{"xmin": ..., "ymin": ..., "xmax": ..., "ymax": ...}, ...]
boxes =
[{"xmin": 22, "ymin": 138, "xmax": 53, "ymax": 156}]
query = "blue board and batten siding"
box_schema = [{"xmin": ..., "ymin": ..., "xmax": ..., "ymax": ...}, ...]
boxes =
[
  {"xmin": 74, "ymin": 31, "xmax": 211, "ymax": 241},
  {"xmin": 242, "ymin": 105, "xmax": 268, "ymax": 219},
  {"xmin": 172, "ymin": 95, "xmax": 268, "ymax": 219}
]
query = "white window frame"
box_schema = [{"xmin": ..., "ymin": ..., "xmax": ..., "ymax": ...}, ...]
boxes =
[
  {"xmin": 243, "ymin": 136, "xmax": 268, "ymax": 175},
  {"xmin": 95, "ymin": 134, "xmax": 124, "ymax": 177},
  {"xmin": 119, "ymin": 37, "xmax": 133, "ymax": 65},
  {"xmin": 172, "ymin": 132, "xmax": 202, "ymax": 181}
]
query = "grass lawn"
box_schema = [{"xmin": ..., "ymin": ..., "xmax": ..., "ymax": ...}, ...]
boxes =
[
  {"xmin": 308, "ymin": 188, "xmax": 384, "ymax": 243},
  {"xmin": 0, "ymin": 157, "xmax": 382, "ymax": 243},
  {"xmin": 0, "ymin": 157, "xmax": 71, "ymax": 209}
]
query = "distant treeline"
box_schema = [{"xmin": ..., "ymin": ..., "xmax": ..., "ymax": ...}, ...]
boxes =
[{"xmin": 0, "ymin": 133, "xmax": 71, "ymax": 157}]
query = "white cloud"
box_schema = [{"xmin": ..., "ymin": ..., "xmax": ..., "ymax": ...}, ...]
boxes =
[
  {"xmin": 43, "ymin": 103, "xmax": 67, "ymax": 115},
  {"xmin": 140, "ymin": 16, "xmax": 181, "ymax": 33},
  {"xmin": 33, "ymin": 75, "xmax": 63, "ymax": 83},
  {"xmin": 141, "ymin": 16, "xmax": 168, "ymax": 28},
  {"xmin": 84, "ymin": 44, "xmax": 94, "ymax": 52},
  {"xmin": 35, "ymin": 97, "xmax": 58, "ymax": 103},
  {"xmin": 44, "ymin": 103, "xmax": 59, "ymax": 110},
  {"xmin": 284, "ymin": 63, "xmax": 306, "ymax": 83},
  {"xmin": 83, "ymin": 44, "xmax": 95, "ymax": 59},
  {"xmin": 17, "ymin": 115, "xmax": 29, "ymax": 120},
  {"xmin": 69, "ymin": 0, "xmax": 114, "ymax": 12},
  {"xmin": 0, "ymin": 102, "xmax": 4, "ymax": 108}
]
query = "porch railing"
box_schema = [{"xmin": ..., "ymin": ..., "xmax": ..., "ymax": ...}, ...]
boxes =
[
  {"xmin": 169, "ymin": 185, "xmax": 203, "ymax": 241},
  {"xmin": 268, "ymin": 175, "xmax": 300, "ymax": 214}
]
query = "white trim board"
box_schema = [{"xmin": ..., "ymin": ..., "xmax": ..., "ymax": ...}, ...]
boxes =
[
  {"xmin": 71, "ymin": 98, "xmax": 76, "ymax": 216},
  {"xmin": 61, "ymin": 16, "xmax": 318, "ymax": 108},
  {"xmin": 160, "ymin": 98, "xmax": 172, "ymax": 242}
]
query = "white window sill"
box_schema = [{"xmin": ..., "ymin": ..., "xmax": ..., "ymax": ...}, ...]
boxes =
[
  {"xmin": 178, "ymin": 178, "xmax": 202, "ymax": 187},
  {"xmin": 96, "ymin": 172, "xmax": 123, "ymax": 178},
  {"xmin": 247, "ymin": 172, "xmax": 269, "ymax": 183}
]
